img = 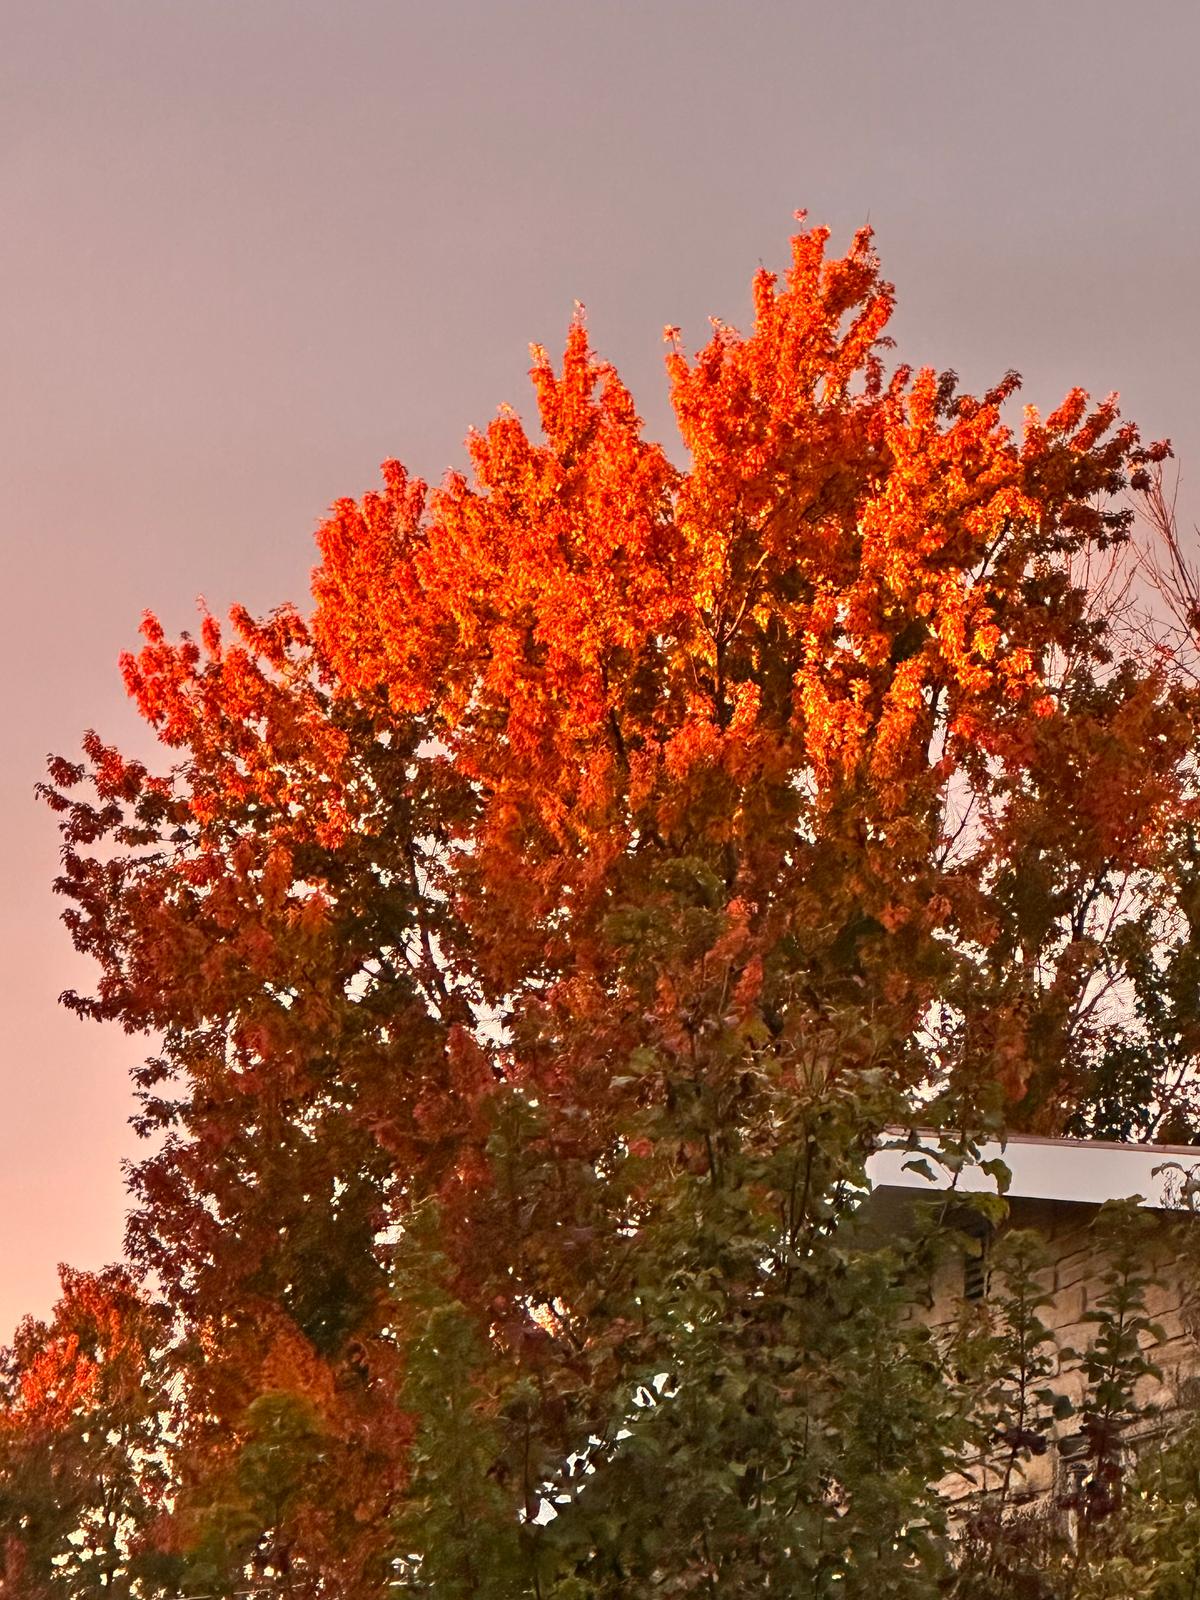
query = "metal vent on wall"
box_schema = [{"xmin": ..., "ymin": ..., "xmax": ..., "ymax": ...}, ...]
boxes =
[{"xmin": 963, "ymin": 1239, "xmax": 990, "ymax": 1302}]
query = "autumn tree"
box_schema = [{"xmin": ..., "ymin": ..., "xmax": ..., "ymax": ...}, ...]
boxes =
[
  {"xmin": 25, "ymin": 218, "xmax": 1200, "ymax": 1593},
  {"xmin": 0, "ymin": 1267, "xmax": 174, "ymax": 1597}
]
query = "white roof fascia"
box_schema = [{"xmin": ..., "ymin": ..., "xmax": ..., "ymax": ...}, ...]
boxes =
[{"xmin": 866, "ymin": 1135, "xmax": 1200, "ymax": 1211}]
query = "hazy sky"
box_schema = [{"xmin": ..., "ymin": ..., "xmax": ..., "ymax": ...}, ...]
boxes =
[{"xmin": 3, "ymin": 0, "xmax": 1198, "ymax": 1337}]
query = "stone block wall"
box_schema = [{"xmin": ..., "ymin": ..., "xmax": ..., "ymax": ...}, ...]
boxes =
[{"xmin": 920, "ymin": 1195, "xmax": 1199, "ymax": 1515}]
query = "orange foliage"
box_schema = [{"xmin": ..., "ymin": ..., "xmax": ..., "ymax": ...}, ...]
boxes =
[{"xmin": 35, "ymin": 220, "xmax": 1194, "ymax": 1587}]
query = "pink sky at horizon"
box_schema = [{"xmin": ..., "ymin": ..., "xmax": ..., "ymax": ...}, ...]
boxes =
[{"xmin": 3, "ymin": 0, "xmax": 1199, "ymax": 1339}]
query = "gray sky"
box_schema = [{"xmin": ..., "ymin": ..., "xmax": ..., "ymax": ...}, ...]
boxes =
[{"xmin": 2, "ymin": 0, "xmax": 1198, "ymax": 1335}]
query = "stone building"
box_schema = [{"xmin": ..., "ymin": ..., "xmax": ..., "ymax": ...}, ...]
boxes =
[{"xmin": 866, "ymin": 1133, "xmax": 1200, "ymax": 1517}]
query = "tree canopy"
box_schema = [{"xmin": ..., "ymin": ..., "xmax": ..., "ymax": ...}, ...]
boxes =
[{"xmin": 9, "ymin": 219, "xmax": 1200, "ymax": 1596}]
